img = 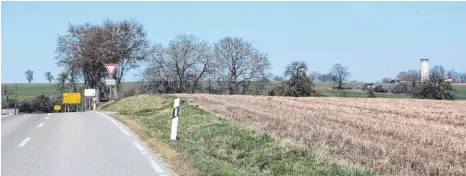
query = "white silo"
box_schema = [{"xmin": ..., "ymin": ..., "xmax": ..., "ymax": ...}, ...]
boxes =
[{"xmin": 420, "ymin": 59, "xmax": 429, "ymax": 82}]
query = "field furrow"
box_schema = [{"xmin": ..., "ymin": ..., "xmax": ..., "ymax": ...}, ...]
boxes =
[{"xmin": 177, "ymin": 94, "xmax": 466, "ymax": 176}]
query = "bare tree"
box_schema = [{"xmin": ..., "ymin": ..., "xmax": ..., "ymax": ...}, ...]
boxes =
[
  {"xmin": 1, "ymin": 85, "xmax": 14, "ymax": 101},
  {"xmin": 447, "ymin": 69, "xmax": 460, "ymax": 82},
  {"xmin": 381, "ymin": 77, "xmax": 391, "ymax": 83},
  {"xmin": 55, "ymin": 18, "xmax": 150, "ymax": 100},
  {"xmin": 56, "ymin": 23, "xmax": 97, "ymax": 89},
  {"xmin": 101, "ymin": 18, "xmax": 151, "ymax": 99},
  {"xmin": 139, "ymin": 34, "xmax": 214, "ymax": 94},
  {"xmin": 318, "ymin": 73, "xmax": 332, "ymax": 82},
  {"xmin": 56, "ymin": 72, "xmax": 69, "ymax": 93},
  {"xmin": 397, "ymin": 69, "xmax": 421, "ymax": 88},
  {"xmin": 330, "ymin": 63, "xmax": 351, "ymax": 89},
  {"xmin": 25, "ymin": 70, "xmax": 34, "ymax": 83},
  {"xmin": 310, "ymin": 71, "xmax": 320, "ymax": 82},
  {"xmin": 272, "ymin": 75, "xmax": 284, "ymax": 82},
  {"xmin": 214, "ymin": 37, "xmax": 270, "ymax": 95},
  {"xmin": 44, "ymin": 72, "xmax": 54, "ymax": 83},
  {"xmin": 164, "ymin": 34, "xmax": 213, "ymax": 93},
  {"xmin": 459, "ymin": 73, "xmax": 466, "ymax": 83},
  {"xmin": 432, "ymin": 65, "xmax": 446, "ymax": 77}
]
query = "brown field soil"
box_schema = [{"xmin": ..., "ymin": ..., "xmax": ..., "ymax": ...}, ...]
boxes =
[
  {"xmin": 452, "ymin": 83, "xmax": 466, "ymax": 86},
  {"xmin": 175, "ymin": 94, "xmax": 466, "ymax": 176}
]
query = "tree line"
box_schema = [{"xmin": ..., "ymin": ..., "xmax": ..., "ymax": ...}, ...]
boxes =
[
  {"xmin": 138, "ymin": 35, "xmax": 270, "ymax": 95},
  {"xmin": 9, "ymin": 17, "xmax": 464, "ymax": 109},
  {"xmin": 49, "ymin": 18, "xmax": 358, "ymax": 98}
]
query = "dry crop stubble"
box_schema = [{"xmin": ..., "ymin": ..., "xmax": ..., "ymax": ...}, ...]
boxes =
[{"xmin": 176, "ymin": 94, "xmax": 466, "ymax": 176}]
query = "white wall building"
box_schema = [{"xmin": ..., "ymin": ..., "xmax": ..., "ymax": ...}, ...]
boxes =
[{"xmin": 420, "ymin": 59, "xmax": 429, "ymax": 82}]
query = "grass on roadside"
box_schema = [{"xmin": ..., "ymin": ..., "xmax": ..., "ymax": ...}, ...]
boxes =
[{"xmin": 101, "ymin": 94, "xmax": 375, "ymax": 176}]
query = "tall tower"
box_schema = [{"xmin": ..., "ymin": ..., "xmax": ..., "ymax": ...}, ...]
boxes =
[{"xmin": 420, "ymin": 59, "xmax": 429, "ymax": 82}]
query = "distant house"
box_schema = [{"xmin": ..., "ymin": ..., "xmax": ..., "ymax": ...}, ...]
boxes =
[
  {"xmin": 391, "ymin": 78, "xmax": 403, "ymax": 83},
  {"xmin": 443, "ymin": 76, "xmax": 453, "ymax": 82}
]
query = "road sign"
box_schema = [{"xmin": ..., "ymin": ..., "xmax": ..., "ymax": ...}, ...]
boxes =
[
  {"xmin": 105, "ymin": 79, "xmax": 116, "ymax": 85},
  {"xmin": 63, "ymin": 93, "xmax": 81, "ymax": 104},
  {"xmin": 54, "ymin": 105, "xmax": 61, "ymax": 111},
  {"xmin": 105, "ymin": 64, "xmax": 118, "ymax": 77},
  {"xmin": 84, "ymin": 89, "xmax": 96, "ymax": 96}
]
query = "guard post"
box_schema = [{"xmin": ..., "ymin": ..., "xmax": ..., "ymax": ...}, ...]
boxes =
[{"xmin": 170, "ymin": 98, "xmax": 180, "ymax": 141}]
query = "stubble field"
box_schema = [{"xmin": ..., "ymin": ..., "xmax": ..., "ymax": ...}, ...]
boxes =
[{"xmin": 176, "ymin": 94, "xmax": 466, "ymax": 176}]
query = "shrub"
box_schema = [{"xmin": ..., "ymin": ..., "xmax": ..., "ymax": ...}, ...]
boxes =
[
  {"xmin": 412, "ymin": 72, "xmax": 456, "ymax": 100},
  {"xmin": 391, "ymin": 83, "xmax": 410, "ymax": 94},
  {"xmin": 367, "ymin": 89, "xmax": 376, "ymax": 98},
  {"xmin": 18, "ymin": 95, "xmax": 55, "ymax": 113},
  {"xmin": 277, "ymin": 61, "xmax": 319, "ymax": 97}
]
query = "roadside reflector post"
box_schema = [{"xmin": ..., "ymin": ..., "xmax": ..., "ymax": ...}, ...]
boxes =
[
  {"xmin": 93, "ymin": 97, "xmax": 96, "ymax": 111},
  {"xmin": 170, "ymin": 98, "xmax": 180, "ymax": 141}
]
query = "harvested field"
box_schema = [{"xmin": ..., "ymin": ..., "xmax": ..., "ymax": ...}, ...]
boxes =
[{"xmin": 176, "ymin": 94, "xmax": 466, "ymax": 176}]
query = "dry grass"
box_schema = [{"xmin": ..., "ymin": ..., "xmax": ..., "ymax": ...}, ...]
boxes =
[
  {"xmin": 111, "ymin": 113, "xmax": 197, "ymax": 176},
  {"xmin": 175, "ymin": 94, "xmax": 466, "ymax": 176}
]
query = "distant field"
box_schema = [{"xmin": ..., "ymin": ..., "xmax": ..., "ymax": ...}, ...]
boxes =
[
  {"xmin": 2, "ymin": 82, "xmax": 466, "ymax": 100},
  {"xmin": 314, "ymin": 82, "xmax": 466, "ymax": 100},
  {"xmin": 177, "ymin": 94, "xmax": 466, "ymax": 176}
]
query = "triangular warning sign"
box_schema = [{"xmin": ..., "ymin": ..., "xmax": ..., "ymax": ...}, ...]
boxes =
[{"xmin": 105, "ymin": 64, "xmax": 118, "ymax": 77}]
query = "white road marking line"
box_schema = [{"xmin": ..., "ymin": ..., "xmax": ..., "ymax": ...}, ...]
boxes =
[
  {"xmin": 133, "ymin": 142, "xmax": 145, "ymax": 151},
  {"xmin": 96, "ymin": 112, "xmax": 131, "ymax": 136},
  {"xmin": 37, "ymin": 123, "xmax": 45, "ymax": 128},
  {"xmin": 121, "ymin": 129, "xmax": 130, "ymax": 136},
  {"xmin": 48, "ymin": 113, "xmax": 51, "ymax": 116},
  {"xmin": 150, "ymin": 162, "xmax": 164, "ymax": 174},
  {"xmin": 17, "ymin": 138, "xmax": 31, "ymax": 147},
  {"xmin": 97, "ymin": 112, "xmax": 165, "ymax": 174},
  {"xmin": 45, "ymin": 117, "xmax": 50, "ymax": 120},
  {"xmin": 135, "ymin": 142, "xmax": 165, "ymax": 174}
]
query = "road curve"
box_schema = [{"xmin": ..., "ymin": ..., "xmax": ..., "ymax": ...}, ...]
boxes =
[{"xmin": 1, "ymin": 112, "xmax": 174, "ymax": 176}]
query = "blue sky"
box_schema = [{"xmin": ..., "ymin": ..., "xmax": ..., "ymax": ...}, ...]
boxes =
[{"xmin": 2, "ymin": 1, "xmax": 466, "ymax": 83}]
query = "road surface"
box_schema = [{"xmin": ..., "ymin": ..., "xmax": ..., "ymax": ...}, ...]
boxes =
[{"xmin": 1, "ymin": 112, "xmax": 175, "ymax": 176}]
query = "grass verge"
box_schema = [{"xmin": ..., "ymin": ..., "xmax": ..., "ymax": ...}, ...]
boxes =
[{"xmin": 101, "ymin": 94, "xmax": 375, "ymax": 176}]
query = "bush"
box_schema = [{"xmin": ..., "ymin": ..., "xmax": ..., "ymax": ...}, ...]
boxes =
[
  {"xmin": 367, "ymin": 89, "xmax": 376, "ymax": 98},
  {"xmin": 412, "ymin": 72, "xmax": 456, "ymax": 100},
  {"xmin": 18, "ymin": 95, "xmax": 54, "ymax": 113},
  {"xmin": 19, "ymin": 100, "xmax": 34, "ymax": 113},
  {"xmin": 391, "ymin": 83, "xmax": 410, "ymax": 94},
  {"xmin": 33, "ymin": 95, "xmax": 54, "ymax": 113},
  {"xmin": 373, "ymin": 86, "xmax": 388, "ymax": 93}
]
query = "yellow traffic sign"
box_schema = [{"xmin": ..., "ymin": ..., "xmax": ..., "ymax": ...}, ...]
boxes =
[
  {"xmin": 54, "ymin": 105, "xmax": 61, "ymax": 111},
  {"xmin": 63, "ymin": 93, "xmax": 81, "ymax": 104}
]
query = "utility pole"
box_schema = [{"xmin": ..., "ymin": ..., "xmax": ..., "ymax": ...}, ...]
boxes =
[{"xmin": 14, "ymin": 84, "xmax": 18, "ymax": 115}]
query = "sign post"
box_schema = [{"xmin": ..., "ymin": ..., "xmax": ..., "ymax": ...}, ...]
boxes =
[
  {"xmin": 105, "ymin": 64, "xmax": 118, "ymax": 101},
  {"xmin": 84, "ymin": 89, "xmax": 96, "ymax": 111},
  {"xmin": 54, "ymin": 105, "xmax": 61, "ymax": 113},
  {"xmin": 170, "ymin": 98, "xmax": 180, "ymax": 141},
  {"xmin": 93, "ymin": 98, "xmax": 96, "ymax": 110}
]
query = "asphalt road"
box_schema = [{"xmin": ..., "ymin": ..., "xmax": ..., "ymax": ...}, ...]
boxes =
[{"xmin": 1, "ymin": 112, "xmax": 175, "ymax": 176}]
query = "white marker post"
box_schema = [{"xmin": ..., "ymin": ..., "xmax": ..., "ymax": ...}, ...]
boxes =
[
  {"xmin": 93, "ymin": 97, "xmax": 96, "ymax": 111},
  {"xmin": 170, "ymin": 98, "xmax": 180, "ymax": 141}
]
